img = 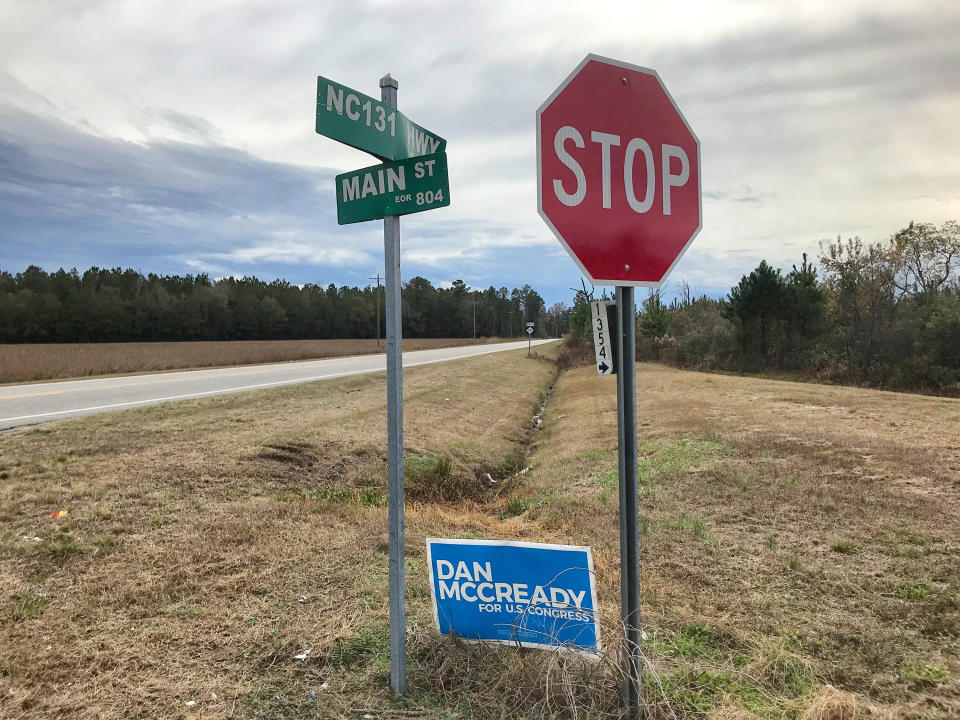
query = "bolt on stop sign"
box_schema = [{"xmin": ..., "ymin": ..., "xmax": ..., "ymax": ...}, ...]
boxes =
[{"xmin": 537, "ymin": 54, "xmax": 701, "ymax": 286}]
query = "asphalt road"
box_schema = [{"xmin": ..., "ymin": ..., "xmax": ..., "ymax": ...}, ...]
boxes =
[{"xmin": 0, "ymin": 339, "xmax": 556, "ymax": 431}]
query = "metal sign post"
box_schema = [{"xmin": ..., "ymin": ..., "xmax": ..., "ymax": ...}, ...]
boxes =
[
  {"xmin": 369, "ymin": 274, "xmax": 382, "ymax": 347},
  {"xmin": 615, "ymin": 286, "xmax": 641, "ymax": 709},
  {"xmin": 538, "ymin": 54, "xmax": 700, "ymax": 716},
  {"xmin": 381, "ymin": 73, "xmax": 407, "ymax": 696},
  {"xmin": 316, "ymin": 70, "xmax": 449, "ymax": 698}
]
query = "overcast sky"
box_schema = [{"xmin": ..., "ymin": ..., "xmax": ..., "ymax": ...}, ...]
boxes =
[{"xmin": 1, "ymin": 0, "xmax": 958, "ymax": 305}]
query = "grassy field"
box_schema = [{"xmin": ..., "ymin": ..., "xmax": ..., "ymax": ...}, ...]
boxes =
[
  {"xmin": 0, "ymin": 338, "xmax": 504, "ymax": 384},
  {"xmin": 1, "ymin": 350, "xmax": 958, "ymax": 718}
]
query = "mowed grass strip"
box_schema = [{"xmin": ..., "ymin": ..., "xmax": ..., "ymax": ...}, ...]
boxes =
[
  {"xmin": 3, "ymin": 350, "xmax": 960, "ymax": 719},
  {"xmin": 524, "ymin": 363, "xmax": 960, "ymax": 719},
  {"xmin": 0, "ymin": 346, "xmax": 558, "ymax": 719},
  {"xmin": 0, "ymin": 337, "xmax": 502, "ymax": 384}
]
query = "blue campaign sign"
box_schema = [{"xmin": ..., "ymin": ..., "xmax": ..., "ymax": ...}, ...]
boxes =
[{"xmin": 426, "ymin": 538, "xmax": 600, "ymax": 654}]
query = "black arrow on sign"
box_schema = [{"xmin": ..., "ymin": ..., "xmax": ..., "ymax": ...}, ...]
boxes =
[{"xmin": 598, "ymin": 361, "xmax": 609, "ymax": 373}]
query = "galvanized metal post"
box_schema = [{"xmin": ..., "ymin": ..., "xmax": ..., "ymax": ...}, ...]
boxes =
[
  {"xmin": 381, "ymin": 73, "xmax": 406, "ymax": 695},
  {"xmin": 616, "ymin": 286, "xmax": 641, "ymax": 711},
  {"xmin": 369, "ymin": 273, "xmax": 382, "ymax": 348}
]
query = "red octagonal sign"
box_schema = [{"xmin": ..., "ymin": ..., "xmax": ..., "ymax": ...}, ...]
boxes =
[{"xmin": 537, "ymin": 54, "xmax": 701, "ymax": 286}]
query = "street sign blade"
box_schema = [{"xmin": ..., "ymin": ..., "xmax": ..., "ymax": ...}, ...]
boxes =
[
  {"xmin": 335, "ymin": 152, "xmax": 450, "ymax": 225},
  {"xmin": 317, "ymin": 76, "xmax": 446, "ymax": 160},
  {"xmin": 591, "ymin": 300, "xmax": 615, "ymax": 375}
]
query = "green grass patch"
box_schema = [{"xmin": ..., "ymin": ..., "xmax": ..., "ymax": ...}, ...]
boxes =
[
  {"xmin": 405, "ymin": 452, "xmax": 453, "ymax": 485},
  {"xmin": 894, "ymin": 579, "xmax": 945, "ymax": 602},
  {"xmin": 5, "ymin": 588, "xmax": 51, "ymax": 622},
  {"xmin": 501, "ymin": 497, "xmax": 529, "ymax": 518},
  {"xmin": 650, "ymin": 667, "xmax": 764, "ymax": 715},
  {"xmin": 590, "ymin": 436, "xmax": 727, "ymax": 491},
  {"xmin": 327, "ymin": 627, "xmax": 390, "ymax": 671},
  {"xmin": 671, "ymin": 623, "xmax": 738, "ymax": 659},
  {"xmin": 662, "ymin": 514, "xmax": 717, "ymax": 543},
  {"xmin": 650, "ymin": 656, "xmax": 813, "ymax": 716},
  {"xmin": 901, "ymin": 659, "xmax": 950, "ymax": 687},
  {"xmin": 638, "ymin": 436, "xmax": 728, "ymax": 487}
]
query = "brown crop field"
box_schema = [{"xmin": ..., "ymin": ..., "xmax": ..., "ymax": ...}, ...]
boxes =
[
  {"xmin": 0, "ymin": 338, "xmax": 503, "ymax": 385},
  {"xmin": 1, "ymin": 351, "xmax": 959, "ymax": 719}
]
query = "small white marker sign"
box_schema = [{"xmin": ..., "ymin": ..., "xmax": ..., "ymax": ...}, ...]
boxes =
[{"xmin": 591, "ymin": 301, "xmax": 614, "ymax": 375}]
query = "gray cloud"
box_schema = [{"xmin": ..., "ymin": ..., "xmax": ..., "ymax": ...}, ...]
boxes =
[
  {"xmin": 0, "ymin": 96, "xmax": 356, "ymax": 273},
  {"xmin": 0, "ymin": 1, "xmax": 958, "ymax": 305}
]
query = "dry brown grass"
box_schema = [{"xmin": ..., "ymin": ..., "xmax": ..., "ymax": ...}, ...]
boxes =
[
  {"xmin": 0, "ymin": 345, "xmax": 559, "ymax": 719},
  {"xmin": 1, "ymin": 355, "xmax": 958, "ymax": 719},
  {"xmin": 528, "ymin": 364, "xmax": 960, "ymax": 719},
  {"xmin": 0, "ymin": 337, "xmax": 504, "ymax": 384}
]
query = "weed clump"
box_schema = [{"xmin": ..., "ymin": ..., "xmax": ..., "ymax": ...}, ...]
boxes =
[
  {"xmin": 901, "ymin": 659, "xmax": 950, "ymax": 687},
  {"xmin": 404, "ymin": 453, "xmax": 462, "ymax": 502},
  {"xmin": 5, "ymin": 589, "xmax": 50, "ymax": 622},
  {"xmin": 830, "ymin": 538, "xmax": 858, "ymax": 555}
]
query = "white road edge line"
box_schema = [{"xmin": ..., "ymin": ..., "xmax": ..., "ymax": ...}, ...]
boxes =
[{"xmin": 0, "ymin": 341, "xmax": 553, "ymax": 424}]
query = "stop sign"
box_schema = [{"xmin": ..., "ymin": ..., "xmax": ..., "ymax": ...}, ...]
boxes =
[{"xmin": 537, "ymin": 54, "xmax": 701, "ymax": 286}]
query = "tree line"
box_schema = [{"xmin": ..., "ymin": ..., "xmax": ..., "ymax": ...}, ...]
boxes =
[
  {"xmin": 0, "ymin": 266, "xmax": 566, "ymax": 343},
  {"xmin": 568, "ymin": 221, "xmax": 960, "ymax": 394}
]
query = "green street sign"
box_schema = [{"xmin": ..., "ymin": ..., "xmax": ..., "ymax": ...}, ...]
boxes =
[
  {"xmin": 336, "ymin": 152, "xmax": 450, "ymax": 225},
  {"xmin": 316, "ymin": 76, "xmax": 446, "ymax": 161}
]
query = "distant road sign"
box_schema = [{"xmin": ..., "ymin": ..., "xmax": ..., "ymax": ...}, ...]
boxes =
[
  {"xmin": 526, "ymin": 327, "xmax": 534, "ymax": 336},
  {"xmin": 537, "ymin": 54, "xmax": 701, "ymax": 286},
  {"xmin": 590, "ymin": 301, "xmax": 614, "ymax": 375},
  {"xmin": 317, "ymin": 76, "xmax": 446, "ymax": 161},
  {"xmin": 336, "ymin": 152, "xmax": 450, "ymax": 224},
  {"xmin": 426, "ymin": 538, "xmax": 600, "ymax": 653}
]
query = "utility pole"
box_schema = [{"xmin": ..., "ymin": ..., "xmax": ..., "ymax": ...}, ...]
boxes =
[
  {"xmin": 368, "ymin": 273, "xmax": 382, "ymax": 348},
  {"xmin": 472, "ymin": 299, "xmax": 477, "ymax": 342},
  {"xmin": 506, "ymin": 310, "xmax": 514, "ymax": 338}
]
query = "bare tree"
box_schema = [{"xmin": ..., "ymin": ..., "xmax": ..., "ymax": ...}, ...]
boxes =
[{"xmin": 888, "ymin": 221, "xmax": 960, "ymax": 298}]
